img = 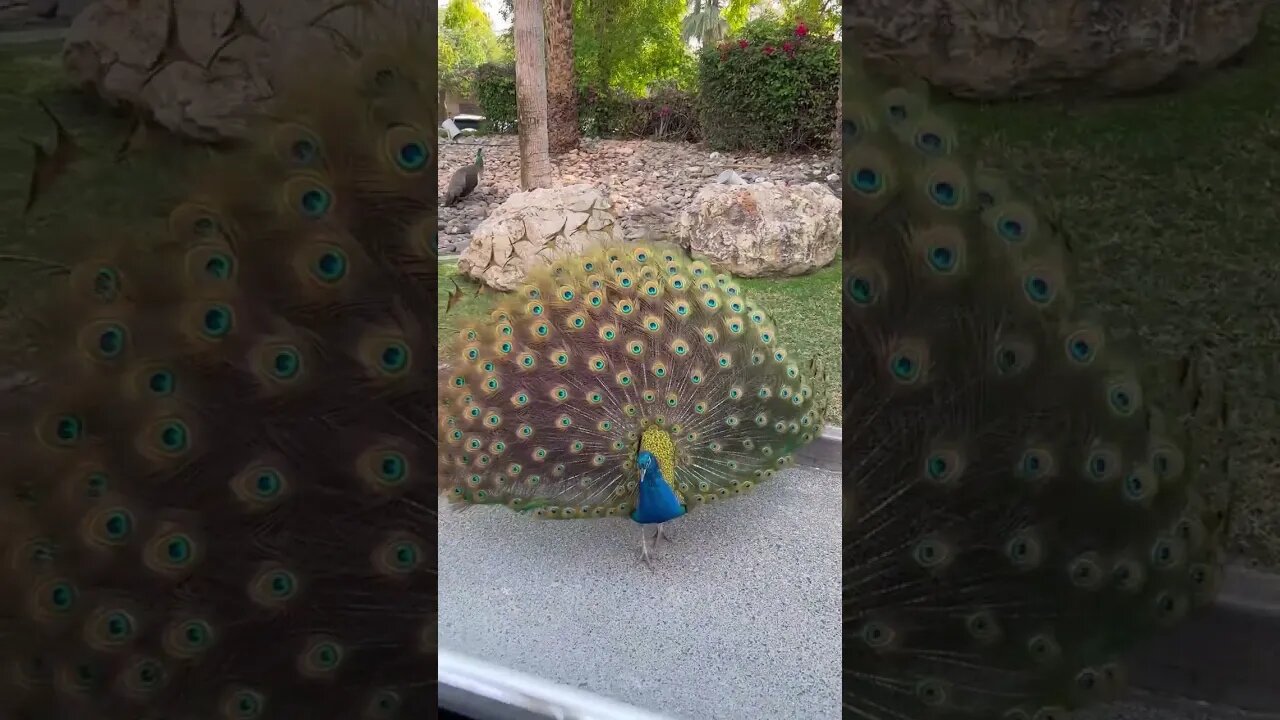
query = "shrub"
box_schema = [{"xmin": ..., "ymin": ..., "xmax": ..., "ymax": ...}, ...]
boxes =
[
  {"xmin": 475, "ymin": 62, "xmax": 700, "ymax": 143},
  {"xmin": 576, "ymin": 83, "xmax": 630, "ymax": 137},
  {"xmin": 474, "ymin": 62, "xmax": 517, "ymax": 133},
  {"xmin": 577, "ymin": 83, "xmax": 701, "ymax": 142},
  {"xmin": 618, "ymin": 83, "xmax": 701, "ymax": 142},
  {"xmin": 697, "ymin": 17, "xmax": 838, "ymax": 153}
]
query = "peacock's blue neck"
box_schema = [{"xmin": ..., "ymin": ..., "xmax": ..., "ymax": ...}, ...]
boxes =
[{"xmin": 631, "ymin": 461, "xmax": 686, "ymax": 525}]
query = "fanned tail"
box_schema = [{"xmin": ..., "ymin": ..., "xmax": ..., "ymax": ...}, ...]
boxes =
[
  {"xmin": 438, "ymin": 242, "xmax": 829, "ymax": 519},
  {"xmin": 842, "ymin": 39, "xmax": 1229, "ymax": 719}
]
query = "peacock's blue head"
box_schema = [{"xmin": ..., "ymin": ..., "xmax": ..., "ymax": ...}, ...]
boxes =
[{"xmin": 636, "ymin": 450, "xmax": 658, "ymax": 481}]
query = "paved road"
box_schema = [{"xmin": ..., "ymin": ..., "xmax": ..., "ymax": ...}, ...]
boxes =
[
  {"xmin": 439, "ymin": 466, "xmax": 842, "ymax": 720},
  {"xmin": 440, "ymin": 464, "xmax": 1280, "ymax": 720}
]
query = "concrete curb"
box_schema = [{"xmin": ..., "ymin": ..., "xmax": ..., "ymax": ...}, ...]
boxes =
[
  {"xmin": 797, "ymin": 424, "xmax": 841, "ymax": 472},
  {"xmin": 1129, "ymin": 564, "xmax": 1280, "ymax": 713}
]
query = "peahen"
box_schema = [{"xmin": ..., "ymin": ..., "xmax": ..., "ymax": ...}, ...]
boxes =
[
  {"xmin": 0, "ymin": 9, "xmax": 434, "ymax": 720},
  {"xmin": 443, "ymin": 148, "xmax": 483, "ymax": 207},
  {"xmin": 437, "ymin": 243, "xmax": 830, "ymax": 565},
  {"xmin": 842, "ymin": 46, "xmax": 1232, "ymax": 718}
]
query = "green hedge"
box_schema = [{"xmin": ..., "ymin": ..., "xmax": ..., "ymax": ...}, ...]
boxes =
[
  {"xmin": 697, "ymin": 18, "xmax": 839, "ymax": 153},
  {"xmin": 475, "ymin": 62, "xmax": 517, "ymax": 133}
]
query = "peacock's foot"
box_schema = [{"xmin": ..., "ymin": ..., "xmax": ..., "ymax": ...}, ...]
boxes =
[{"xmin": 639, "ymin": 525, "xmax": 660, "ymax": 570}]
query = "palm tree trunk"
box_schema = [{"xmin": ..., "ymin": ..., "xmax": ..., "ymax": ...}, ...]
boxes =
[
  {"xmin": 515, "ymin": 0, "xmax": 553, "ymax": 190},
  {"xmin": 543, "ymin": 0, "xmax": 579, "ymax": 154}
]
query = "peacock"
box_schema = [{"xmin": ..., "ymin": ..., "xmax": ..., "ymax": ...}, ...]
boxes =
[
  {"xmin": 442, "ymin": 148, "xmax": 483, "ymax": 207},
  {"xmin": 842, "ymin": 45, "xmax": 1232, "ymax": 719},
  {"xmin": 437, "ymin": 243, "xmax": 830, "ymax": 565},
  {"xmin": 0, "ymin": 7, "xmax": 435, "ymax": 719}
]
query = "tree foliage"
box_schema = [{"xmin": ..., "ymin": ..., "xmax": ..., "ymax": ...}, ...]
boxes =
[
  {"xmin": 573, "ymin": 0, "xmax": 692, "ymax": 95},
  {"xmin": 721, "ymin": 0, "xmax": 756, "ymax": 31},
  {"xmin": 489, "ymin": 0, "xmax": 838, "ymax": 97},
  {"xmin": 681, "ymin": 0, "xmax": 730, "ymax": 47},
  {"xmin": 502, "ymin": 0, "xmax": 694, "ymax": 95},
  {"xmin": 776, "ymin": 0, "xmax": 838, "ymax": 34},
  {"xmin": 439, "ymin": 0, "xmax": 508, "ymax": 97},
  {"xmin": 475, "ymin": 0, "xmax": 840, "ymax": 153},
  {"xmin": 722, "ymin": 0, "xmax": 838, "ymax": 35}
]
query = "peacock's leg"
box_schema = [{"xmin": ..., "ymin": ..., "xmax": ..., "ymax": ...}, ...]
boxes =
[
  {"xmin": 639, "ymin": 526, "xmax": 656, "ymax": 569},
  {"xmin": 656, "ymin": 523, "xmax": 673, "ymax": 545}
]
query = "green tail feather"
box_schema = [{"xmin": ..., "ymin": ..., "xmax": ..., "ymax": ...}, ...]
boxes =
[
  {"xmin": 843, "ymin": 41, "xmax": 1230, "ymax": 719},
  {"xmin": 438, "ymin": 243, "xmax": 829, "ymax": 519},
  {"xmin": 0, "ymin": 7, "xmax": 435, "ymax": 718}
]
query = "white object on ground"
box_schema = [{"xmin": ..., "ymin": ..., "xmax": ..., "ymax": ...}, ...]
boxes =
[{"xmin": 715, "ymin": 170, "xmax": 746, "ymax": 185}]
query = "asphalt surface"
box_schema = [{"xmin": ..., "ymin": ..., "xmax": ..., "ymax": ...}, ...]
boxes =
[{"xmin": 438, "ymin": 466, "xmax": 842, "ymax": 720}]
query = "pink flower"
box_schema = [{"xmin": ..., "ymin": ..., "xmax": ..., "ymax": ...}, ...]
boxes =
[
  {"xmin": 763, "ymin": 45, "xmax": 775, "ymax": 55},
  {"xmin": 795, "ymin": 23, "xmax": 808, "ymax": 37},
  {"xmin": 738, "ymin": 38, "xmax": 749, "ymax": 49},
  {"xmin": 782, "ymin": 41, "xmax": 795, "ymax": 54}
]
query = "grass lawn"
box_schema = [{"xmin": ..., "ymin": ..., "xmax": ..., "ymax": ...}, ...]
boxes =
[
  {"xmin": 0, "ymin": 39, "xmax": 195, "ymax": 318},
  {"xmin": 437, "ymin": 259, "xmax": 844, "ymax": 427},
  {"xmin": 936, "ymin": 11, "xmax": 1280, "ymax": 568}
]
